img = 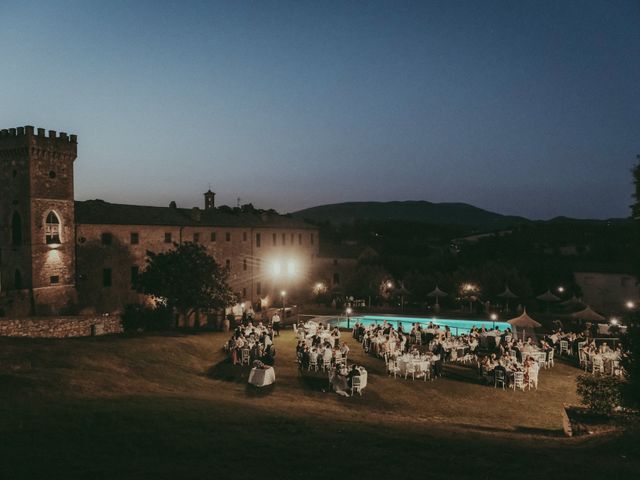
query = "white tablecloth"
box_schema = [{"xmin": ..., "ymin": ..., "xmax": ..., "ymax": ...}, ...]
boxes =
[
  {"xmin": 248, "ymin": 366, "xmax": 276, "ymax": 387},
  {"xmin": 356, "ymin": 369, "xmax": 368, "ymax": 389},
  {"xmin": 397, "ymin": 356, "xmax": 430, "ymax": 376}
]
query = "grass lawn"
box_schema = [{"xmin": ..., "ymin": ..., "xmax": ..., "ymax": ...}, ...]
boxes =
[{"xmin": 0, "ymin": 329, "xmax": 637, "ymax": 479}]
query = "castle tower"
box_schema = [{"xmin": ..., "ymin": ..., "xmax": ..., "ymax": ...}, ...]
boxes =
[
  {"xmin": 204, "ymin": 189, "xmax": 215, "ymax": 210},
  {"xmin": 0, "ymin": 126, "xmax": 78, "ymax": 315}
]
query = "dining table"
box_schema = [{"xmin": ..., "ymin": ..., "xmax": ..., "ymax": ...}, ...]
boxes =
[{"xmin": 248, "ymin": 366, "xmax": 276, "ymax": 387}]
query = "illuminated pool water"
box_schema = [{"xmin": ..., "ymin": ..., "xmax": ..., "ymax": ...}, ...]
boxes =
[{"xmin": 330, "ymin": 314, "xmax": 511, "ymax": 336}]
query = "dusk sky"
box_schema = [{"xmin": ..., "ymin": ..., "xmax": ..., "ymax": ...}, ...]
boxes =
[{"xmin": 1, "ymin": 0, "xmax": 638, "ymax": 219}]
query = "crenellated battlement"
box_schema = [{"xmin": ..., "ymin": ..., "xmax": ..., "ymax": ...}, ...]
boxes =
[{"xmin": 0, "ymin": 125, "xmax": 77, "ymax": 154}]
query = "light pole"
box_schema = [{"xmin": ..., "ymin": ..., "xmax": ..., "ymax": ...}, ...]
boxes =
[
  {"xmin": 490, "ymin": 313, "xmax": 498, "ymax": 329},
  {"xmin": 280, "ymin": 290, "xmax": 287, "ymax": 327},
  {"xmin": 346, "ymin": 307, "xmax": 353, "ymax": 329}
]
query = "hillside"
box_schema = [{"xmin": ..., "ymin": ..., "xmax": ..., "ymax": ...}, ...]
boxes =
[{"xmin": 293, "ymin": 201, "xmax": 530, "ymax": 229}]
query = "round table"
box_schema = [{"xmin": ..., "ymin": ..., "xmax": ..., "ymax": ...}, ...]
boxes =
[{"xmin": 248, "ymin": 366, "xmax": 276, "ymax": 387}]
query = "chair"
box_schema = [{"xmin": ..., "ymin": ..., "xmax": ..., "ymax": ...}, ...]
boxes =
[
  {"xmin": 388, "ymin": 359, "xmax": 401, "ymax": 378},
  {"xmin": 547, "ymin": 349, "xmax": 554, "ymax": 368},
  {"xmin": 512, "ymin": 371, "xmax": 525, "ymax": 391},
  {"xmin": 323, "ymin": 358, "xmax": 332, "ymax": 372},
  {"xmin": 308, "ymin": 356, "xmax": 318, "ymax": 371},
  {"xmin": 351, "ymin": 376, "xmax": 363, "ymax": 396},
  {"xmin": 241, "ymin": 349, "xmax": 250, "ymax": 366},
  {"xmin": 536, "ymin": 352, "xmax": 547, "ymax": 369},
  {"xmin": 560, "ymin": 340, "xmax": 569, "ymax": 356},
  {"xmin": 405, "ymin": 362, "xmax": 418, "ymax": 380},
  {"xmin": 334, "ymin": 352, "xmax": 343, "ymax": 365},
  {"xmin": 578, "ymin": 350, "xmax": 588, "ymax": 370},
  {"xmin": 528, "ymin": 365, "xmax": 539, "ymax": 390},
  {"xmin": 591, "ymin": 356, "xmax": 604, "ymax": 375},
  {"xmin": 494, "ymin": 369, "xmax": 506, "ymax": 389}
]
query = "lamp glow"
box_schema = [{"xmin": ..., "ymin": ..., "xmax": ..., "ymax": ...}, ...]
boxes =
[
  {"xmin": 287, "ymin": 260, "xmax": 296, "ymax": 276},
  {"xmin": 272, "ymin": 261, "xmax": 282, "ymax": 276}
]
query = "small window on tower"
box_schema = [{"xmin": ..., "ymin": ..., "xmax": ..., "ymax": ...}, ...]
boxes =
[
  {"xmin": 130, "ymin": 232, "xmax": 139, "ymax": 244},
  {"xmin": 50, "ymin": 276, "xmax": 60, "ymax": 285},
  {"xmin": 45, "ymin": 212, "xmax": 61, "ymax": 244},
  {"xmin": 48, "ymin": 170, "xmax": 56, "ymax": 179}
]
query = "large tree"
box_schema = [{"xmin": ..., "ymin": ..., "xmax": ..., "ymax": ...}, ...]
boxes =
[
  {"xmin": 622, "ymin": 154, "xmax": 640, "ymax": 407},
  {"xmin": 137, "ymin": 242, "xmax": 235, "ymax": 326}
]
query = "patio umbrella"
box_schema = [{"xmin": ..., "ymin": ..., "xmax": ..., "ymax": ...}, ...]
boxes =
[
  {"xmin": 427, "ymin": 285, "xmax": 448, "ymax": 306},
  {"xmin": 561, "ymin": 295, "xmax": 587, "ymax": 311},
  {"xmin": 394, "ymin": 283, "xmax": 410, "ymax": 311},
  {"xmin": 508, "ymin": 308, "xmax": 542, "ymax": 342},
  {"xmin": 571, "ymin": 305, "xmax": 605, "ymax": 322},
  {"xmin": 497, "ymin": 285, "xmax": 518, "ymax": 312},
  {"xmin": 536, "ymin": 289, "xmax": 560, "ymax": 312}
]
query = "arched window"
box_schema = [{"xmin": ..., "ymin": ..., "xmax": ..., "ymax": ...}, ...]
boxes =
[
  {"xmin": 45, "ymin": 212, "xmax": 61, "ymax": 244},
  {"xmin": 14, "ymin": 269, "xmax": 22, "ymax": 290},
  {"xmin": 11, "ymin": 212, "xmax": 22, "ymax": 246}
]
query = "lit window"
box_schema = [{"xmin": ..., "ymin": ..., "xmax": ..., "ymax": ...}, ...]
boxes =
[{"xmin": 45, "ymin": 212, "xmax": 61, "ymax": 244}]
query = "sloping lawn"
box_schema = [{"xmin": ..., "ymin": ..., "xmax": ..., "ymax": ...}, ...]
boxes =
[{"xmin": 0, "ymin": 330, "xmax": 637, "ymax": 479}]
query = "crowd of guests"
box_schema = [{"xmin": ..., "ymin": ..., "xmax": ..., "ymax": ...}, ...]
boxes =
[
  {"xmin": 295, "ymin": 321, "xmax": 350, "ymax": 370},
  {"xmin": 224, "ymin": 322, "xmax": 276, "ymax": 366},
  {"xmin": 352, "ymin": 320, "xmax": 557, "ymax": 388}
]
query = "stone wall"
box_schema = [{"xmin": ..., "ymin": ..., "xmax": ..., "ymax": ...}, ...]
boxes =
[{"xmin": 0, "ymin": 315, "xmax": 122, "ymax": 338}]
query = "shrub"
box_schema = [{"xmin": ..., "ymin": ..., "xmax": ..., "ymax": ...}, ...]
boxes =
[
  {"xmin": 576, "ymin": 374, "xmax": 623, "ymax": 415},
  {"xmin": 122, "ymin": 304, "xmax": 173, "ymax": 332},
  {"xmin": 620, "ymin": 316, "xmax": 640, "ymax": 408}
]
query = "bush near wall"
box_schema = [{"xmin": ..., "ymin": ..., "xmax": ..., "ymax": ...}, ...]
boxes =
[
  {"xmin": 576, "ymin": 374, "xmax": 623, "ymax": 415},
  {"xmin": 122, "ymin": 304, "xmax": 173, "ymax": 332}
]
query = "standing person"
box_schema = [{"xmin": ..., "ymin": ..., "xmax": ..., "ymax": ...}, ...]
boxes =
[{"xmin": 271, "ymin": 311, "xmax": 281, "ymax": 336}]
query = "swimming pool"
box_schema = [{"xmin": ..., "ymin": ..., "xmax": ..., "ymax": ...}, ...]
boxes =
[{"xmin": 329, "ymin": 314, "xmax": 511, "ymax": 336}]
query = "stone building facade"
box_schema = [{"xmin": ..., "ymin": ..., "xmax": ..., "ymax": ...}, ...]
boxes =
[{"xmin": 0, "ymin": 125, "xmax": 319, "ymax": 317}]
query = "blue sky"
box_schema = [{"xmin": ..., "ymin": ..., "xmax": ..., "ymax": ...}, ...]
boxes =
[{"xmin": 1, "ymin": 0, "xmax": 638, "ymax": 219}]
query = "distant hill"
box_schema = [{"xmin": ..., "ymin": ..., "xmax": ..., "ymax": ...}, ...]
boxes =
[{"xmin": 292, "ymin": 201, "xmax": 531, "ymax": 230}]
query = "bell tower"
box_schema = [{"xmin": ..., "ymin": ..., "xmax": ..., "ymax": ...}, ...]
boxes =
[{"xmin": 0, "ymin": 126, "xmax": 78, "ymax": 315}]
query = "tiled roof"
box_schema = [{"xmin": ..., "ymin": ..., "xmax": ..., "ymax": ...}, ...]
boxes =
[{"xmin": 75, "ymin": 200, "xmax": 316, "ymax": 229}]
